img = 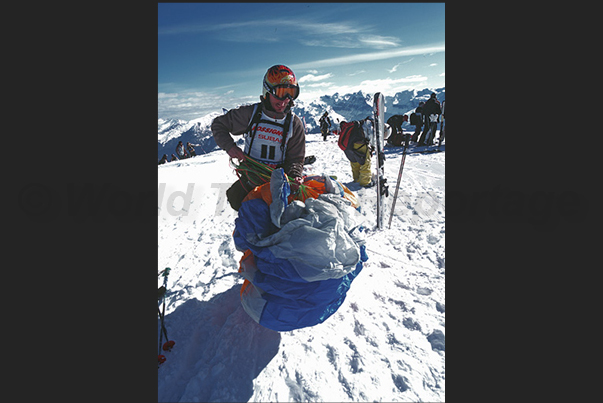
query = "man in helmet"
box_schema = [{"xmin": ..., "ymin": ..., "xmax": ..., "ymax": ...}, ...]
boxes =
[{"xmin": 211, "ymin": 65, "xmax": 306, "ymax": 211}]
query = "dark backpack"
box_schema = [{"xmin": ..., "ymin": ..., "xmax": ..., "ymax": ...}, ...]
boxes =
[
  {"xmin": 410, "ymin": 112, "xmax": 420, "ymax": 126},
  {"xmin": 338, "ymin": 120, "xmax": 369, "ymax": 164}
]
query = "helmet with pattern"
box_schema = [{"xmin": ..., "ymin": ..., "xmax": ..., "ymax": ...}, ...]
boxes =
[{"xmin": 262, "ymin": 65, "xmax": 299, "ymax": 101}]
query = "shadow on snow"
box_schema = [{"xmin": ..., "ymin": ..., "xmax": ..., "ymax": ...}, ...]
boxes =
[{"xmin": 158, "ymin": 285, "xmax": 281, "ymax": 402}]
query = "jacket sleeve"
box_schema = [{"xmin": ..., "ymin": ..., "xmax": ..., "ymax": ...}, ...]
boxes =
[
  {"xmin": 211, "ymin": 104, "xmax": 255, "ymax": 154},
  {"xmin": 283, "ymin": 115, "xmax": 306, "ymax": 178}
]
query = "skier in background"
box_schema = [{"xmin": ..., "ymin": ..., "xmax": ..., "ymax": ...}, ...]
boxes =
[
  {"xmin": 319, "ymin": 111, "xmax": 331, "ymax": 141},
  {"xmin": 170, "ymin": 154, "xmax": 179, "ymax": 162},
  {"xmin": 158, "ymin": 154, "xmax": 169, "ymax": 165}
]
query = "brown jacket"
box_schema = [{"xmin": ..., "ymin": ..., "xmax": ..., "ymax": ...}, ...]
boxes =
[{"xmin": 211, "ymin": 103, "xmax": 306, "ymax": 178}]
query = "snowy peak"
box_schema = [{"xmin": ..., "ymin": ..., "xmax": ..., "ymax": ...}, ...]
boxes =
[
  {"xmin": 158, "ymin": 111, "xmax": 222, "ymax": 158},
  {"xmin": 294, "ymin": 87, "xmax": 444, "ymax": 132}
]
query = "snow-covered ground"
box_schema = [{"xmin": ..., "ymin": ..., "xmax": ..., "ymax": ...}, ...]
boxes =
[{"xmin": 158, "ymin": 129, "xmax": 445, "ymax": 402}]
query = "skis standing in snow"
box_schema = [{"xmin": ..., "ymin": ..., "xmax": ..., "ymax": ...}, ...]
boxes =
[{"xmin": 373, "ymin": 92, "xmax": 388, "ymax": 230}]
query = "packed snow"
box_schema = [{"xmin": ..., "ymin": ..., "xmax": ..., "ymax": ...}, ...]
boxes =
[{"xmin": 158, "ymin": 127, "xmax": 445, "ymax": 402}]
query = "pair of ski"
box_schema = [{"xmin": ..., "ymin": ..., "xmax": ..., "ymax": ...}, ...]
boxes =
[
  {"xmin": 407, "ymin": 144, "xmax": 443, "ymax": 154},
  {"xmin": 158, "ymin": 268, "xmax": 175, "ymax": 368},
  {"xmin": 372, "ymin": 92, "xmax": 410, "ymax": 230}
]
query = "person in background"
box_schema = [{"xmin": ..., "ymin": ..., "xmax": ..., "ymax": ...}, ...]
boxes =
[
  {"xmin": 341, "ymin": 118, "xmax": 390, "ymax": 187},
  {"xmin": 175, "ymin": 141, "xmax": 188, "ymax": 159},
  {"xmin": 186, "ymin": 142, "xmax": 200, "ymax": 157},
  {"xmin": 386, "ymin": 114, "xmax": 408, "ymax": 146},
  {"xmin": 438, "ymin": 99, "xmax": 445, "ymax": 146},
  {"xmin": 319, "ymin": 111, "xmax": 332, "ymax": 141},
  {"xmin": 418, "ymin": 93, "xmax": 442, "ymax": 146},
  {"xmin": 349, "ymin": 117, "xmax": 375, "ymax": 187},
  {"xmin": 411, "ymin": 102, "xmax": 424, "ymax": 142},
  {"xmin": 158, "ymin": 154, "xmax": 169, "ymax": 165}
]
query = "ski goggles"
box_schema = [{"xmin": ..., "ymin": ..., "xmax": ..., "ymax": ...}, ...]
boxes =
[{"xmin": 269, "ymin": 84, "xmax": 299, "ymax": 101}]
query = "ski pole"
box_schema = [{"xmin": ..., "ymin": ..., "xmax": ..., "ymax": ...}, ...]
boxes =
[
  {"xmin": 388, "ymin": 133, "xmax": 410, "ymax": 229},
  {"xmin": 158, "ymin": 268, "xmax": 175, "ymax": 367},
  {"xmin": 158, "ymin": 306, "xmax": 170, "ymax": 344}
]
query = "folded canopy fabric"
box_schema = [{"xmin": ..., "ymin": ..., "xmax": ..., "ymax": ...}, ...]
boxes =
[{"xmin": 233, "ymin": 169, "xmax": 367, "ymax": 331}]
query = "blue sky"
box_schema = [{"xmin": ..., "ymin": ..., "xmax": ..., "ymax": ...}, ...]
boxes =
[{"xmin": 158, "ymin": 3, "xmax": 445, "ymax": 120}]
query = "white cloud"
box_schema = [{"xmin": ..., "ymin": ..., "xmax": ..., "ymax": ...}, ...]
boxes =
[
  {"xmin": 304, "ymin": 82, "xmax": 334, "ymax": 88},
  {"xmin": 298, "ymin": 73, "xmax": 333, "ymax": 83},
  {"xmin": 160, "ymin": 18, "xmax": 405, "ymax": 51},
  {"xmin": 358, "ymin": 75, "xmax": 427, "ymax": 89},
  {"xmin": 429, "ymin": 63, "xmax": 438, "ymax": 67},
  {"xmin": 359, "ymin": 35, "xmax": 401, "ymax": 48},
  {"xmin": 388, "ymin": 63, "xmax": 402, "ymax": 73},
  {"xmin": 348, "ymin": 70, "xmax": 366, "ymax": 76},
  {"xmin": 158, "ymin": 92, "xmax": 180, "ymax": 99},
  {"xmin": 294, "ymin": 20, "xmax": 365, "ymax": 36},
  {"xmin": 389, "ymin": 57, "xmax": 416, "ymax": 73},
  {"xmin": 439, "ymin": 72, "xmax": 445, "ymax": 76},
  {"xmin": 160, "ymin": 19, "xmax": 366, "ymax": 37},
  {"xmin": 292, "ymin": 44, "xmax": 445, "ymax": 70}
]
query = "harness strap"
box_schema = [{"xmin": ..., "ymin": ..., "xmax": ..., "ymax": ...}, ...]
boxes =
[
  {"xmin": 244, "ymin": 103, "xmax": 293, "ymax": 164},
  {"xmin": 245, "ymin": 104, "xmax": 263, "ymax": 157}
]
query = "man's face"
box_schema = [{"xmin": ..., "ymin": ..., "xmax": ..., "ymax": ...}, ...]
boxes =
[{"xmin": 268, "ymin": 93, "xmax": 290, "ymax": 114}]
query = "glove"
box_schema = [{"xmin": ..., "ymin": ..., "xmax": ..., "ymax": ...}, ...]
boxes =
[
  {"xmin": 289, "ymin": 176, "xmax": 304, "ymax": 192},
  {"xmin": 227, "ymin": 146, "xmax": 246, "ymax": 161}
]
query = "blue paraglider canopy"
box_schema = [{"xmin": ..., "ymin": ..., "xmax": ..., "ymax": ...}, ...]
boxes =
[{"xmin": 233, "ymin": 169, "xmax": 367, "ymax": 332}]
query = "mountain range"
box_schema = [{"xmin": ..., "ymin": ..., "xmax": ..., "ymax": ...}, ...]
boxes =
[{"xmin": 157, "ymin": 87, "xmax": 445, "ymax": 159}]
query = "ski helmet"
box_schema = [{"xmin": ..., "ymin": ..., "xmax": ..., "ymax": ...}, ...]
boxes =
[{"xmin": 262, "ymin": 65, "xmax": 299, "ymax": 101}]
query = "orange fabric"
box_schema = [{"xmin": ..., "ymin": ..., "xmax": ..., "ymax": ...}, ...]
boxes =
[
  {"xmin": 241, "ymin": 185, "xmax": 264, "ymax": 203},
  {"xmin": 240, "ymin": 279, "xmax": 251, "ymax": 297},
  {"xmin": 343, "ymin": 186, "xmax": 359, "ymax": 208},
  {"xmin": 238, "ymin": 250, "xmax": 255, "ymax": 297},
  {"xmin": 238, "ymin": 249, "xmax": 254, "ymax": 273},
  {"xmin": 240, "ymin": 176, "xmax": 359, "ymax": 208}
]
